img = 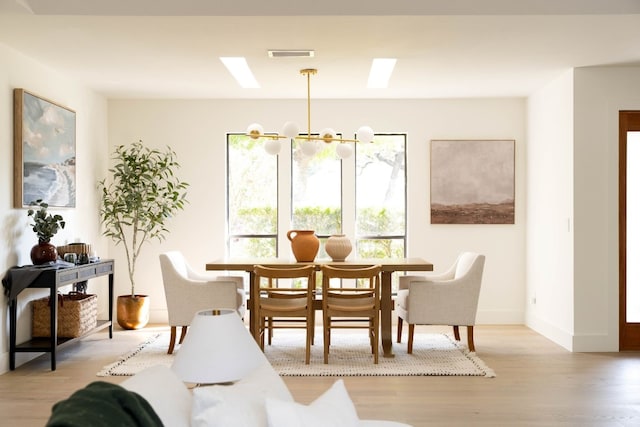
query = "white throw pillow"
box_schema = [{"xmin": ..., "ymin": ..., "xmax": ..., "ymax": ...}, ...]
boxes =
[
  {"xmin": 120, "ymin": 365, "xmax": 192, "ymax": 427},
  {"xmin": 191, "ymin": 361, "xmax": 294, "ymax": 427},
  {"xmin": 265, "ymin": 379, "xmax": 359, "ymax": 427}
]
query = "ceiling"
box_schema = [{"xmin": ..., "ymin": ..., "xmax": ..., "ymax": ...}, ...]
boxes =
[{"xmin": 1, "ymin": 0, "xmax": 640, "ymax": 99}]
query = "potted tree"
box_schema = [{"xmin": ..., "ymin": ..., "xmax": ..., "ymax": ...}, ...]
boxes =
[
  {"xmin": 99, "ymin": 141, "xmax": 188, "ymax": 329},
  {"xmin": 27, "ymin": 199, "xmax": 66, "ymax": 265}
]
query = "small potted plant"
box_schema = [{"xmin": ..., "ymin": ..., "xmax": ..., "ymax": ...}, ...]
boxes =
[
  {"xmin": 27, "ymin": 199, "xmax": 66, "ymax": 265},
  {"xmin": 99, "ymin": 141, "xmax": 188, "ymax": 329}
]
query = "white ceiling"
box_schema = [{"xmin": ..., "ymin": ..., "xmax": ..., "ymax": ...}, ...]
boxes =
[{"xmin": 1, "ymin": 0, "xmax": 640, "ymax": 99}]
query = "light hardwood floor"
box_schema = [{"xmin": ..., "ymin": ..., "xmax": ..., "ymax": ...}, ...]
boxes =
[{"xmin": 1, "ymin": 324, "xmax": 639, "ymax": 427}]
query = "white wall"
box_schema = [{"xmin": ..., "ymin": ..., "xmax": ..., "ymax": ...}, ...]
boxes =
[
  {"xmin": 526, "ymin": 70, "xmax": 575, "ymax": 349},
  {"xmin": 572, "ymin": 66, "xmax": 640, "ymax": 351},
  {"xmin": 108, "ymin": 97, "xmax": 527, "ymax": 325},
  {"xmin": 0, "ymin": 43, "xmax": 109, "ymax": 372}
]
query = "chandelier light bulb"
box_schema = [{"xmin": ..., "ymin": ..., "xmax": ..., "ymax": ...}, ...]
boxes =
[
  {"xmin": 356, "ymin": 126, "xmax": 374, "ymax": 144},
  {"xmin": 247, "ymin": 123, "xmax": 264, "ymax": 140},
  {"xmin": 300, "ymin": 140, "xmax": 320, "ymax": 157},
  {"xmin": 336, "ymin": 143, "xmax": 354, "ymax": 159},
  {"xmin": 264, "ymin": 139, "xmax": 282, "ymax": 155},
  {"xmin": 282, "ymin": 121, "xmax": 300, "ymax": 139}
]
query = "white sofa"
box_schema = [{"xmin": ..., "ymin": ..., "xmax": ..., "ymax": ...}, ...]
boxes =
[{"xmin": 121, "ymin": 362, "xmax": 412, "ymax": 427}]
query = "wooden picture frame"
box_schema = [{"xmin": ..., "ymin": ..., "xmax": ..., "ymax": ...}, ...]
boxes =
[
  {"xmin": 14, "ymin": 89, "xmax": 76, "ymax": 208},
  {"xmin": 430, "ymin": 139, "xmax": 515, "ymax": 224}
]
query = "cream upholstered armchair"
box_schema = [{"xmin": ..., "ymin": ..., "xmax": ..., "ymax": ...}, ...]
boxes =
[
  {"xmin": 396, "ymin": 252, "xmax": 485, "ymax": 353},
  {"xmin": 159, "ymin": 251, "xmax": 246, "ymax": 354}
]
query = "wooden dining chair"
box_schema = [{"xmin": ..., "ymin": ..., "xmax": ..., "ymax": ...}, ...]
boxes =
[
  {"xmin": 320, "ymin": 264, "xmax": 382, "ymax": 364},
  {"xmin": 252, "ymin": 264, "xmax": 316, "ymax": 364}
]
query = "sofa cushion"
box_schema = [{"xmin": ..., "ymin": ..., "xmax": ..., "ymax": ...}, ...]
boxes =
[
  {"xmin": 121, "ymin": 364, "xmax": 192, "ymax": 427},
  {"xmin": 265, "ymin": 379, "xmax": 359, "ymax": 427},
  {"xmin": 191, "ymin": 361, "xmax": 293, "ymax": 427}
]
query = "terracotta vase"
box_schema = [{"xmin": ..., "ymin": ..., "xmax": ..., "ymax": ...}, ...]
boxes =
[
  {"xmin": 325, "ymin": 234, "xmax": 353, "ymax": 261},
  {"xmin": 287, "ymin": 230, "xmax": 320, "ymax": 262},
  {"xmin": 117, "ymin": 295, "xmax": 150, "ymax": 330},
  {"xmin": 30, "ymin": 241, "xmax": 58, "ymax": 265}
]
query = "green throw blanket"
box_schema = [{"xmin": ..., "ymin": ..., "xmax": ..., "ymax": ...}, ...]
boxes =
[{"xmin": 46, "ymin": 381, "xmax": 164, "ymax": 427}]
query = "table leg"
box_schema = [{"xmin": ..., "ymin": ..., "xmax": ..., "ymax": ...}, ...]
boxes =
[
  {"xmin": 50, "ymin": 287, "xmax": 58, "ymax": 371},
  {"xmin": 108, "ymin": 273, "xmax": 114, "ymax": 339},
  {"xmin": 9, "ymin": 298, "xmax": 17, "ymax": 370},
  {"xmin": 380, "ymin": 271, "xmax": 395, "ymax": 358}
]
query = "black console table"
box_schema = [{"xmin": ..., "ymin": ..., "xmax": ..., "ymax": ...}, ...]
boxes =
[{"xmin": 4, "ymin": 260, "xmax": 114, "ymax": 371}]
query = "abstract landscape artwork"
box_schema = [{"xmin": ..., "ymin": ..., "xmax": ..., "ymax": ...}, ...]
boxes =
[
  {"xmin": 430, "ymin": 139, "xmax": 515, "ymax": 224},
  {"xmin": 14, "ymin": 89, "xmax": 76, "ymax": 208}
]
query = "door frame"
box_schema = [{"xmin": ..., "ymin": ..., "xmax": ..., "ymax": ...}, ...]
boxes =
[{"xmin": 619, "ymin": 110, "xmax": 640, "ymax": 350}]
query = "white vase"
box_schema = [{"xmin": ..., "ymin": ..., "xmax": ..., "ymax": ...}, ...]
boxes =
[{"xmin": 325, "ymin": 234, "xmax": 352, "ymax": 261}]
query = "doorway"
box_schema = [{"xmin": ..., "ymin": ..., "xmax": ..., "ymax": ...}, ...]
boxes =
[{"xmin": 619, "ymin": 110, "xmax": 640, "ymax": 350}]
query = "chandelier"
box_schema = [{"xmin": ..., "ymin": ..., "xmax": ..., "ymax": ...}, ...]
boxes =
[{"xmin": 246, "ymin": 68, "xmax": 374, "ymax": 159}]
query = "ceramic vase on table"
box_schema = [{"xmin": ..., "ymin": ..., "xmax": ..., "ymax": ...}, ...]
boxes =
[
  {"xmin": 325, "ymin": 234, "xmax": 353, "ymax": 261},
  {"xmin": 30, "ymin": 241, "xmax": 58, "ymax": 265},
  {"xmin": 287, "ymin": 230, "xmax": 320, "ymax": 262}
]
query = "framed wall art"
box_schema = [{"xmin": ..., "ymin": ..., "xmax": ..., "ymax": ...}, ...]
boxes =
[
  {"xmin": 14, "ymin": 88, "xmax": 76, "ymax": 208},
  {"xmin": 430, "ymin": 139, "xmax": 515, "ymax": 224}
]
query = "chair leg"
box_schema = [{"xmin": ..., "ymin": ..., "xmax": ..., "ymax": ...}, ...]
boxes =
[
  {"xmin": 373, "ymin": 315, "xmax": 379, "ymax": 364},
  {"xmin": 453, "ymin": 325, "xmax": 460, "ymax": 341},
  {"xmin": 305, "ymin": 321, "xmax": 312, "ymax": 365},
  {"xmin": 168, "ymin": 326, "xmax": 177, "ymax": 354},
  {"xmin": 408, "ymin": 323, "xmax": 415, "ymax": 354},
  {"xmin": 323, "ymin": 313, "xmax": 330, "ymax": 364},
  {"xmin": 397, "ymin": 317, "xmax": 403, "ymax": 343},
  {"xmin": 268, "ymin": 317, "xmax": 273, "ymax": 345},
  {"xmin": 467, "ymin": 325, "xmax": 475, "ymax": 352},
  {"xmin": 178, "ymin": 326, "xmax": 188, "ymax": 344}
]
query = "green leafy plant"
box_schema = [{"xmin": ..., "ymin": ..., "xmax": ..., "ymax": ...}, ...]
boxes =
[
  {"xmin": 27, "ymin": 199, "xmax": 65, "ymax": 243},
  {"xmin": 99, "ymin": 141, "xmax": 189, "ymax": 297}
]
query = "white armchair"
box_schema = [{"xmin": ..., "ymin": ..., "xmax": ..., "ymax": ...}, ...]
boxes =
[
  {"xmin": 396, "ymin": 252, "xmax": 485, "ymax": 353},
  {"xmin": 159, "ymin": 251, "xmax": 246, "ymax": 354}
]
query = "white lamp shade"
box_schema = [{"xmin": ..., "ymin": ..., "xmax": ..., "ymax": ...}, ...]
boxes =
[
  {"xmin": 300, "ymin": 139, "xmax": 321, "ymax": 156},
  {"xmin": 264, "ymin": 139, "xmax": 282, "ymax": 155},
  {"xmin": 171, "ymin": 309, "xmax": 266, "ymax": 384},
  {"xmin": 335, "ymin": 143, "xmax": 353, "ymax": 159},
  {"xmin": 246, "ymin": 123, "xmax": 264, "ymax": 139},
  {"xmin": 356, "ymin": 126, "xmax": 374, "ymax": 143},
  {"xmin": 282, "ymin": 121, "xmax": 299, "ymax": 139}
]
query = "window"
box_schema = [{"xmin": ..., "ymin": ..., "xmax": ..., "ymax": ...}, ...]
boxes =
[
  {"xmin": 227, "ymin": 134, "xmax": 278, "ymax": 257},
  {"xmin": 355, "ymin": 134, "xmax": 407, "ymax": 270},
  {"xmin": 227, "ymin": 132, "xmax": 407, "ymax": 280},
  {"xmin": 292, "ymin": 138, "xmax": 342, "ymax": 259}
]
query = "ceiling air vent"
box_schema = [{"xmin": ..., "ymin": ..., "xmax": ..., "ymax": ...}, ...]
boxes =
[{"xmin": 268, "ymin": 50, "xmax": 315, "ymax": 58}]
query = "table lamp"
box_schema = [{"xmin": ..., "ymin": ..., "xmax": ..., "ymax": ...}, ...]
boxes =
[{"xmin": 171, "ymin": 309, "xmax": 266, "ymax": 385}]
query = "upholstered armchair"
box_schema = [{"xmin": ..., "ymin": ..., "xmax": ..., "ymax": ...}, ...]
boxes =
[
  {"xmin": 396, "ymin": 252, "xmax": 485, "ymax": 353},
  {"xmin": 159, "ymin": 251, "xmax": 246, "ymax": 354}
]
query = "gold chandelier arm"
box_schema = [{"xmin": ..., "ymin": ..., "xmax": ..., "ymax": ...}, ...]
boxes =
[
  {"xmin": 294, "ymin": 135, "xmax": 359, "ymax": 144},
  {"xmin": 246, "ymin": 133, "xmax": 290, "ymax": 140}
]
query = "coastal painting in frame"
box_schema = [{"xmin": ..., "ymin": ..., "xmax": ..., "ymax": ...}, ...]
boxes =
[
  {"xmin": 14, "ymin": 89, "xmax": 76, "ymax": 208},
  {"xmin": 430, "ymin": 139, "xmax": 515, "ymax": 224}
]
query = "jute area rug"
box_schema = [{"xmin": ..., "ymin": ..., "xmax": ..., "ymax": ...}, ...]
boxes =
[{"xmin": 98, "ymin": 329, "xmax": 495, "ymax": 378}]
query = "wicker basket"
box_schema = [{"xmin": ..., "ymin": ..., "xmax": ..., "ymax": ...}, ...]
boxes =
[{"xmin": 32, "ymin": 292, "xmax": 98, "ymax": 338}]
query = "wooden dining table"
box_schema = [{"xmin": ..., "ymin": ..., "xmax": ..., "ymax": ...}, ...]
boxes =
[{"xmin": 206, "ymin": 257, "xmax": 433, "ymax": 358}]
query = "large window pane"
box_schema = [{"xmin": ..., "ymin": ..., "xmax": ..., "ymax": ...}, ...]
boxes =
[
  {"xmin": 227, "ymin": 134, "xmax": 277, "ymax": 257},
  {"xmin": 356, "ymin": 134, "xmax": 406, "ymax": 240},
  {"xmin": 291, "ymin": 139, "xmax": 342, "ymax": 237}
]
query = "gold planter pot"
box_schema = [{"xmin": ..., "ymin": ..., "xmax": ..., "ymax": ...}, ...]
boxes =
[{"xmin": 117, "ymin": 295, "xmax": 150, "ymax": 330}]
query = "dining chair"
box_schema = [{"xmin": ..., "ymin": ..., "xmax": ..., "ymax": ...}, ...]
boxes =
[
  {"xmin": 320, "ymin": 264, "xmax": 382, "ymax": 364},
  {"xmin": 252, "ymin": 264, "xmax": 316, "ymax": 364},
  {"xmin": 159, "ymin": 251, "xmax": 246, "ymax": 354},
  {"xmin": 396, "ymin": 252, "xmax": 485, "ymax": 353}
]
